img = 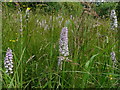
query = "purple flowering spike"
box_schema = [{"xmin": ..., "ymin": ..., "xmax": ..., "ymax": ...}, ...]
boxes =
[
  {"xmin": 59, "ymin": 27, "xmax": 69, "ymax": 56},
  {"xmin": 110, "ymin": 9, "xmax": 118, "ymax": 30},
  {"xmin": 110, "ymin": 51, "xmax": 117, "ymax": 67},
  {"xmin": 110, "ymin": 51, "xmax": 117, "ymax": 63},
  {"xmin": 58, "ymin": 27, "xmax": 69, "ymax": 70},
  {"xmin": 4, "ymin": 47, "xmax": 13, "ymax": 74}
]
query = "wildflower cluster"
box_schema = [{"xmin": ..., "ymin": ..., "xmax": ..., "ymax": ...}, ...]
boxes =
[
  {"xmin": 26, "ymin": 7, "xmax": 31, "ymax": 13},
  {"xmin": 110, "ymin": 51, "xmax": 117, "ymax": 67},
  {"xmin": 108, "ymin": 75, "xmax": 113, "ymax": 80},
  {"xmin": 110, "ymin": 9, "xmax": 118, "ymax": 30},
  {"xmin": 110, "ymin": 51, "xmax": 117, "ymax": 63},
  {"xmin": 58, "ymin": 27, "xmax": 69, "ymax": 70},
  {"xmin": 4, "ymin": 48, "xmax": 13, "ymax": 74},
  {"xmin": 9, "ymin": 39, "xmax": 18, "ymax": 42},
  {"xmin": 25, "ymin": 7, "xmax": 31, "ymax": 21}
]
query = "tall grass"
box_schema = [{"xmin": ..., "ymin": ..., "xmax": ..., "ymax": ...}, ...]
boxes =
[{"xmin": 2, "ymin": 4, "xmax": 120, "ymax": 88}]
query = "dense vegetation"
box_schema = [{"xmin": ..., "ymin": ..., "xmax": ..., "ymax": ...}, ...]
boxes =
[
  {"xmin": 2, "ymin": 2, "xmax": 120, "ymax": 88},
  {"xmin": 3, "ymin": 2, "xmax": 120, "ymax": 17}
]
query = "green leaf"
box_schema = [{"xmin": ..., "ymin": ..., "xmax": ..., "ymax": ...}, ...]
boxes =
[{"xmin": 85, "ymin": 54, "xmax": 99, "ymax": 69}]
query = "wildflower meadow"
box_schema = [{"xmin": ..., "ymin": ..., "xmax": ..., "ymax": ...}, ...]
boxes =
[{"xmin": 1, "ymin": 2, "xmax": 120, "ymax": 88}]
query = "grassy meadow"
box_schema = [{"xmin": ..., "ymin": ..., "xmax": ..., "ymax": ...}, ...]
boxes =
[{"xmin": 2, "ymin": 2, "xmax": 120, "ymax": 88}]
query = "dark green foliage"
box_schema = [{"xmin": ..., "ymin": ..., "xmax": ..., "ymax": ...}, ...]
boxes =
[
  {"xmin": 116, "ymin": 2, "xmax": 120, "ymax": 21},
  {"xmin": 2, "ymin": 2, "xmax": 83, "ymax": 16},
  {"xmin": 95, "ymin": 2, "xmax": 118, "ymax": 18}
]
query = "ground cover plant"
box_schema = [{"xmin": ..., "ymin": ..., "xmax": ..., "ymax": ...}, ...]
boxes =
[{"xmin": 1, "ymin": 2, "xmax": 120, "ymax": 88}]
